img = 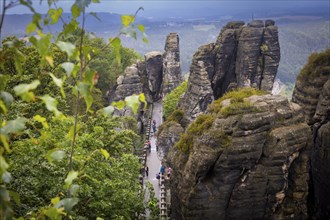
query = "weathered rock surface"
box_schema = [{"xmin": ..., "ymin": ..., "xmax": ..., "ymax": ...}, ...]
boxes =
[
  {"xmin": 157, "ymin": 121, "xmax": 184, "ymax": 158},
  {"xmin": 178, "ymin": 20, "xmax": 280, "ymax": 124},
  {"xmin": 169, "ymin": 95, "xmax": 310, "ymax": 220},
  {"xmin": 292, "ymin": 49, "xmax": 330, "ymax": 219},
  {"xmin": 178, "ymin": 44, "xmax": 215, "ymax": 125},
  {"xmin": 162, "ymin": 33, "xmax": 182, "ymax": 95},
  {"xmin": 145, "ymin": 51, "xmax": 163, "ymax": 101},
  {"xmin": 111, "ymin": 33, "xmax": 182, "ymax": 104},
  {"xmin": 111, "ymin": 64, "xmax": 143, "ymax": 102}
]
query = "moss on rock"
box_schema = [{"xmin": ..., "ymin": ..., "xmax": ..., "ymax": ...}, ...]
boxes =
[{"xmin": 208, "ymin": 88, "xmax": 267, "ymax": 114}]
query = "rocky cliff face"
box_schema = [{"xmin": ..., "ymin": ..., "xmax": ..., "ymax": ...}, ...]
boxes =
[
  {"xmin": 143, "ymin": 51, "xmax": 163, "ymax": 102},
  {"xmin": 110, "ymin": 33, "xmax": 182, "ymax": 104},
  {"xmin": 178, "ymin": 44, "xmax": 215, "ymax": 125},
  {"xmin": 162, "ymin": 33, "xmax": 182, "ymax": 95},
  {"xmin": 292, "ymin": 49, "xmax": 330, "ymax": 219},
  {"xmin": 111, "ymin": 64, "xmax": 143, "ymax": 102},
  {"xmin": 168, "ymin": 93, "xmax": 310, "ymax": 220},
  {"xmin": 178, "ymin": 20, "xmax": 280, "ymax": 124}
]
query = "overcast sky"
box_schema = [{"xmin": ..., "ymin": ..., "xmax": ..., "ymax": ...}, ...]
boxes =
[{"xmin": 3, "ymin": 0, "xmax": 329, "ymax": 18}]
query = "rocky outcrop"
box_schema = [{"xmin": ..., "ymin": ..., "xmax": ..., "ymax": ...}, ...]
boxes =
[
  {"xmin": 111, "ymin": 64, "xmax": 143, "ymax": 102},
  {"xmin": 168, "ymin": 94, "xmax": 310, "ymax": 219},
  {"xmin": 292, "ymin": 49, "xmax": 330, "ymax": 219},
  {"xmin": 178, "ymin": 20, "xmax": 280, "ymax": 124},
  {"xmin": 178, "ymin": 44, "xmax": 215, "ymax": 125},
  {"xmin": 110, "ymin": 33, "xmax": 182, "ymax": 104},
  {"xmin": 162, "ymin": 33, "xmax": 182, "ymax": 95},
  {"xmin": 143, "ymin": 51, "xmax": 163, "ymax": 102}
]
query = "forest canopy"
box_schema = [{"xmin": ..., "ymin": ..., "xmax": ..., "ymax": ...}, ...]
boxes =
[{"xmin": 0, "ymin": 0, "xmax": 153, "ymax": 219}]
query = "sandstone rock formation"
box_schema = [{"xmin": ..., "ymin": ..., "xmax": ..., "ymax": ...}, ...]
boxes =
[
  {"xmin": 178, "ymin": 20, "xmax": 280, "ymax": 124},
  {"xmin": 168, "ymin": 94, "xmax": 310, "ymax": 220},
  {"xmin": 162, "ymin": 33, "xmax": 182, "ymax": 95},
  {"xmin": 292, "ymin": 49, "xmax": 330, "ymax": 219},
  {"xmin": 178, "ymin": 44, "xmax": 215, "ymax": 125},
  {"xmin": 110, "ymin": 33, "xmax": 182, "ymax": 104},
  {"xmin": 111, "ymin": 64, "xmax": 143, "ymax": 102},
  {"xmin": 142, "ymin": 51, "xmax": 163, "ymax": 102}
]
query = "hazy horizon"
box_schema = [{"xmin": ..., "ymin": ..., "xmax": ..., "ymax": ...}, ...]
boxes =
[{"xmin": 2, "ymin": 0, "xmax": 329, "ymax": 19}]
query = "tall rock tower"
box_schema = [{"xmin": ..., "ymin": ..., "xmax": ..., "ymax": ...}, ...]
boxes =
[
  {"xmin": 162, "ymin": 33, "xmax": 182, "ymax": 95},
  {"xmin": 179, "ymin": 20, "xmax": 280, "ymax": 123}
]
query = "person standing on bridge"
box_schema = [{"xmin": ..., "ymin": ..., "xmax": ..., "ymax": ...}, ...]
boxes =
[
  {"xmin": 160, "ymin": 165, "xmax": 165, "ymax": 175},
  {"xmin": 152, "ymin": 124, "xmax": 157, "ymax": 134}
]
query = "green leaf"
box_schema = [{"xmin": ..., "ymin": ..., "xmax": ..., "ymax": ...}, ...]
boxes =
[
  {"xmin": 45, "ymin": 55, "xmax": 54, "ymax": 67},
  {"xmin": 48, "ymin": 8, "xmax": 63, "ymax": 24},
  {"xmin": 62, "ymin": 20, "xmax": 79, "ymax": 37},
  {"xmin": 77, "ymin": 82, "xmax": 93, "ymax": 112},
  {"xmin": 71, "ymin": 4, "xmax": 81, "ymax": 18},
  {"xmin": 111, "ymin": 100, "xmax": 125, "ymax": 110},
  {"xmin": 2, "ymin": 171, "xmax": 12, "ymax": 183},
  {"xmin": 110, "ymin": 37, "xmax": 121, "ymax": 64},
  {"xmin": 40, "ymin": 95, "xmax": 62, "ymax": 117},
  {"xmin": 50, "ymin": 150, "xmax": 66, "ymax": 162},
  {"xmin": 65, "ymin": 171, "xmax": 78, "ymax": 188},
  {"xmin": 0, "ymin": 74, "xmax": 9, "ymax": 90},
  {"xmin": 33, "ymin": 115, "xmax": 49, "ymax": 128},
  {"xmin": 67, "ymin": 124, "xmax": 82, "ymax": 141},
  {"xmin": 139, "ymin": 93, "xmax": 147, "ymax": 108},
  {"xmin": 0, "ymin": 92, "xmax": 14, "ymax": 106},
  {"xmin": 96, "ymin": 218, "xmax": 104, "ymax": 220},
  {"xmin": 45, "ymin": 207, "xmax": 62, "ymax": 219},
  {"xmin": 0, "ymin": 135, "xmax": 9, "ymax": 152},
  {"xmin": 100, "ymin": 148, "xmax": 110, "ymax": 160},
  {"xmin": 51, "ymin": 197, "xmax": 60, "ymax": 205},
  {"xmin": 26, "ymin": 22, "xmax": 37, "ymax": 34},
  {"xmin": 61, "ymin": 62, "xmax": 74, "ymax": 76},
  {"xmin": 55, "ymin": 198, "xmax": 79, "ymax": 212},
  {"xmin": 142, "ymin": 32, "xmax": 149, "ymax": 43},
  {"xmin": 1, "ymin": 117, "xmax": 28, "ymax": 135},
  {"xmin": 83, "ymin": 69, "xmax": 96, "ymax": 85},
  {"xmin": 121, "ymin": 15, "xmax": 135, "ymax": 27},
  {"xmin": 14, "ymin": 80, "xmax": 40, "ymax": 102},
  {"xmin": 69, "ymin": 184, "xmax": 80, "ymax": 197},
  {"xmin": 100, "ymin": 105, "xmax": 115, "ymax": 116},
  {"xmin": 125, "ymin": 94, "xmax": 141, "ymax": 114},
  {"xmin": 56, "ymin": 41, "xmax": 76, "ymax": 57},
  {"xmin": 0, "ymin": 100, "xmax": 7, "ymax": 113},
  {"xmin": 137, "ymin": 24, "xmax": 145, "ymax": 32},
  {"xmin": 49, "ymin": 73, "xmax": 66, "ymax": 98},
  {"xmin": 8, "ymin": 190, "xmax": 20, "ymax": 205}
]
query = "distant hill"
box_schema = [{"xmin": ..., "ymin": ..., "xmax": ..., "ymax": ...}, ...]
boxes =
[{"xmin": 2, "ymin": 12, "xmax": 329, "ymax": 85}]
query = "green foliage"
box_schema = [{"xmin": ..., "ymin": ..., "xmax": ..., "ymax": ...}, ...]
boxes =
[
  {"xmin": 297, "ymin": 48, "xmax": 330, "ymax": 81},
  {"xmin": 83, "ymin": 36, "xmax": 141, "ymax": 99},
  {"xmin": 0, "ymin": 0, "xmax": 148, "ymax": 219},
  {"xmin": 208, "ymin": 88, "xmax": 267, "ymax": 114},
  {"xmin": 163, "ymin": 80, "xmax": 188, "ymax": 119},
  {"xmin": 157, "ymin": 109, "xmax": 184, "ymax": 138},
  {"xmin": 176, "ymin": 114, "xmax": 215, "ymax": 152},
  {"xmin": 167, "ymin": 109, "xmax": 184, "ymax": 124},
  {"xmin": 146, "ymin": 182, "xmax": 160, "ymax": 219},
  {"xmin": 7, "ymin": 115, "xmax": 144, "ymax": 219},
  {"xmin": 221, "ymin": 101, "xmax": 258, "ymax": 117}
]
